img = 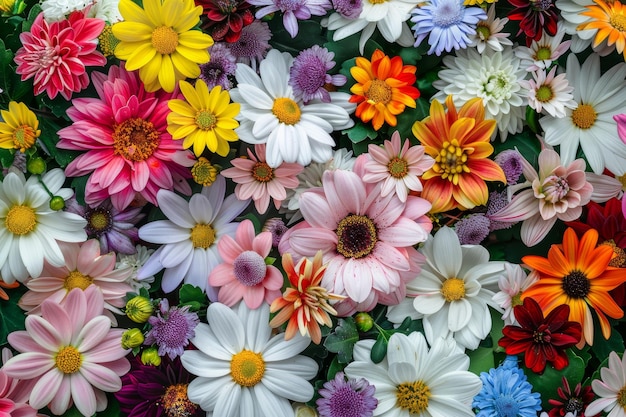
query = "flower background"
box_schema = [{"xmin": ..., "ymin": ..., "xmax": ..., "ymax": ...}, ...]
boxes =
[{"xmin": 2, "ymin": 0, "xmax": 626, "ymax": 415}]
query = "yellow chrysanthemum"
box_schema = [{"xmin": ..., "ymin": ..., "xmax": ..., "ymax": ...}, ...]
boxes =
[
  {"xmin": 0, "ymin": 101, "xmax": 40, "ymax": 153},
  {"xmin": 580, "ymin": 0, "xmax": 626, "ymax": 59},
  {"xmin": 167, "ymin": 79, "xmax": 240, "ymax": 157},
  {"xmin": 112, "ymin": 0, "xmax": 214, "ymax": 93}
]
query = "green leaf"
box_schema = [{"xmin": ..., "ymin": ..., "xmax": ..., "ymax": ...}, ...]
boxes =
[
  {"xmin": 97, "ymin": 394, "xmax": 121, "ymax": 417},
  {"xmin": 343, "ymin": 122, "xmax": 378, "ymax": 144},
  {"xmin": 467, "ymin": 347, "xmax": 495, "ymax": 375},
  {"xmin": 70, "ymin": 175, "xmax": 89, "ymax": 206},
  {"xmin": 178, "ymin": 284, "xmax": 208, "ymax": 312},
  {"xmin": 0, "ymin": 283, "xmax": 27, "ymax": 346},
  {"xmin": 324, "ymin": 317, "xmax": 359, "ymax": 363},
  {"xmin": 326, "ymin": 355, "xmax": 345, "ymax": 381}
]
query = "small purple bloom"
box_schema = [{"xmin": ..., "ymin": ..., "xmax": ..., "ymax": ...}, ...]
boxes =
[
  {"xmin": 495, "ymin": 149, "xmax": 524, "ymax": 185},
  {"xmin": 199, "ymin": 43, "xmax": 237, "ymax": 90},
  {"xmin": 145, "ymin": 299, "xmax": 200, "ymax": 360},
  {"xmin": 455, "ymin": 213, "xmax": 491, "ymax": 244},
  {"xmin": 262, "ymin": 217, "xmax": 289, "ymax": 247},
  {"xmin": 316, "ymin": 372, "xmax": 378, "ymax": 417},
  {"xmin": 331, "ymin": 0, "xmax": 362, "ymax": 19},
  {"xmin": 289, "ymin": 45, "xmax": 347, "ymax": 103},
  {"xmin": 247, "ymin": 0, "xmax": 331, "ymax": 38},
  {"xmin": 226, "ymin": 20, "xmax": 272, "ymax": 68},
  {"xmin": 486, "ymin": 190, "xmax": 515, "ymax": 231}
]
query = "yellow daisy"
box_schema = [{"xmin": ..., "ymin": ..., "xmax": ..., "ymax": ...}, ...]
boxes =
[
  {"xmin": 0, "ymin": 101, "xmax": 40, "ymax": 153},
  {"xmin": 167, "ymin": 79, "xmax": 240, "ymax": 157},
  {"xmin": 112, "ymin": 0, "xmax": 214, "ymax": 93},
  {"xmin": 580, "ymin": 0, "xmax": 626, "ymax": 58}
]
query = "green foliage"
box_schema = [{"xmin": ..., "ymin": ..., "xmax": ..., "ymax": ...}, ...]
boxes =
[
  {"xmin": 179, "ymin": 284, "xmax": 209, "ymax": 313},
  {"xmin": 324, "ymin": 317, "xmax": 359, "ymax": 363},
  {"xmin": 0, "ymin": 283, "xmax": 27, "ymax": 345}
]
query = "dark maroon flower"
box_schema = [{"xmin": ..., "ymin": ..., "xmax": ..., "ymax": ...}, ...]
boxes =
[
  {"xmin": 548, "ymin": 377, "xmax": 598, "ymax": 417},
  {"xmin": 566, "ymin": 198, "xmax": 626, "ymax": 250},
  {"xmin": 498, "ymin": 297, "xmax": 582, "ymax": 373},
  {"xmin": 507, "ymin": 0, "xmax": 558, "ymax": 44},
  {"xmin": 197, "ymin": 0, "xmax": 255, "ymax": 42}
]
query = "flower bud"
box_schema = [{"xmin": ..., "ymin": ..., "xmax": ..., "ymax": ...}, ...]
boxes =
[
  {"xmin": 141, "ymin": 347, "xmax": 161, "ymax": 366},
  {"xmin": 126, "ymin": 295, "xmax": 154, "ymax": 323},
  {"xmin": 26, "ymin": 157, "xmax": 46, "ymax": 175},
  {"xmin": 355, "ymin": 312, "xmax": 374, "ymax": 332},
  {"xmin": 121, "ymin": 328, "xmax": 145, "ymax": 349},
  {"xmin": 49, "ymin": 196, "xmax": 65, "ymax": 211}
]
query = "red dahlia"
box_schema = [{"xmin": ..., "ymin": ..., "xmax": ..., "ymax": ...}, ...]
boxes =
[
  {"xmin": 507, "ymin": 0, "xmax": 559, "ymax": 44},
  {"xmin": 198, "ymin": 0, "xmax": 255, "ymax": 42}
]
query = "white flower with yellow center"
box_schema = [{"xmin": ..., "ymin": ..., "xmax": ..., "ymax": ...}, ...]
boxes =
[
  {"xmin": 181, "ymin": 302, "xmax": 318, "ymax": 417},
  {"xmin": 230, "ymin": 50, "xmax": 354, "ymax": 168}
]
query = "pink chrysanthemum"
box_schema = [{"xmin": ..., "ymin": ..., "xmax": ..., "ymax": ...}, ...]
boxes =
[
  {"xmin": 3, "ymin": 287, "xmax": 130, "ymax": 416},
  {"xmin": 279, "ymin": 158, "xmax": 433, "ymax": 315},
  {"xmin": 209, "ymin": 219, "xmax": 284, "ymax": 309},
  {"xmin": 144, "ymin": 299, "xmax": 200, "ymax": 360},
  {"xmin": 221, "ymin": 144, "xmax": 304, "ymax": 215},
  {"xmin": 14, "ymin": 10, "xmax": 106, "ymax": 100},
  {"xmin": 57, "ymin": 64, "xmax": 195, "ymax": 211}
]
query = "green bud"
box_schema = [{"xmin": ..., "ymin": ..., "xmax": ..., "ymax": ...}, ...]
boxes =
[
  {"xmin": 49, "ymin": 196, "xmax": 65, "ymax": 211},
  {"xmin": 294, "ymin": 404, "xmax": 318, "ymax": 417},
  {"xmin": 121, "ymin": 328, "xmax": 145, "ymax": 349},
  {"xmin": 355, "ymin": 312, "xmax": 374, "ymax": 332},
  {"xmin": 125, "ymin": 296, "xmax": 154, "ymax": 323},
  {"xmin": 26, "ymin": 157, "xmax": 46, "ymax": 175},
  {"xmin": 141, "ymin": 347, "xmax": 161, "ymax": 366}
]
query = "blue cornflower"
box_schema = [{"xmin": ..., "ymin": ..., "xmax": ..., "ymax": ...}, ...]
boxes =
[
  {"xmin": 411, "ymin": 0, "xmax": 486, "ymax": 56},
  {"xmin": 473, "ymin": 357, "xmax": 542, "ymax": 417}
]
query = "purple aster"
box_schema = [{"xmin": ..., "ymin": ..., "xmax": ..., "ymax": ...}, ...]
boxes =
[
  {"xmin": 226, "ymin": 20, "xmax": 272, "ymax": 68},
  {"xmin": 411, "ymin": 0, "xmax": 486, "ymax": 56},
  {"xmin": 262, "ymin": 217, "xmax": 289, "ymax": 247},
  {"xmin": 486, "ymin": 190, "xmax": 515, "ymax": 231},
  {"xmin": 199, "ymin": 43, "xmax": 237, "ymax": 90},
  {"xmin": 494, "ymin": 149, "xmax": 524, "ymax": 185},
  {"xmin": 331, "ymin": 0, "xmax": 362, "ymax": 19},
  {"xmin": 145, "ymin": 299, "xmax": 200, "ymax": 360},
  {"xmin": 289, "ymin": 45, "xmax": 347, "ymax": 104},
  {"xmin": 247, "ymin": 0, "xmax": 331, "ymax": 38},
  {"xmin": 455, "ymin": 213, "xmax": 491, "ymax": 244},
  {"xmin": 316, "ymin": 372, "xmax": 378, "ymax": 417}
]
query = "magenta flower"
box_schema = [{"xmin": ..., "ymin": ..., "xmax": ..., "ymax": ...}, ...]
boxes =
[
  {"xmin": 144, "ymin": 299, "xmax": 200, "ymax": 360},
  {"xmin": 3, "ymin": 287, "xmax": 130, "ymax": 416}
]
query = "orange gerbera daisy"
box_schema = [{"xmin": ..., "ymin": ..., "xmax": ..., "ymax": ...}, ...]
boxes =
[
  {"xmin": 349, "ymin": 49, "xmax": 420, "ymax": 131},
  {"xmin": 579, "ymin": 0, "xmax": 626, "ymax": 59},
  {"xmin": 522, "ymin": 227, "xmax": 626, "ymax": 347},
  {"xmin": 411, "ymin": 95, "xmax": 506, "ymax": 213}
]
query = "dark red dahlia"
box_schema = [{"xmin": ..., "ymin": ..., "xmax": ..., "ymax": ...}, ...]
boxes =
[
  {"xmin": 566, "ymin": 198, "xmax": 626, "ymax": 250},
  {"xmin": 547, "ymin": 377, "xmax": 598, "ymax": 417},
  {"xmin": 197, "ymin": 0, "xmax": 255, "ymax": 42},
  {"xmin": 507, "ymin": 0, "xmax": 559, "ymax": 44},
  {"xmin": 498, "ymin": 297, "xmax": 582, "ymax": 374}
]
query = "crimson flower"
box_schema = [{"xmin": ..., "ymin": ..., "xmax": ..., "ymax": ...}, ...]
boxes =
[
  {"xmin": 507, "ymin": 0, "xmax": 558, "ymax": 44},
  {"xmin": 198, "ymin": 0, "xmax": 255, "ymax": 42},
  {"xmin": 498, "ymin": 297, "xmax": 582, "ymax": 373},
  {"xmin": 566, "ymin": 198, "xmax": 626, "ymax": 250},
  {"xmin": 548, "ymin": 377, "xmax": 598, "ymax": 417}
]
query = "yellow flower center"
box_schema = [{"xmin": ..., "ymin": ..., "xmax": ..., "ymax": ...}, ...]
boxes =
[
  {"xmin": 432, "ymin": 138, "xmax": 469, "ymax": 185},
  {"xmin": 618, "ymin": 385, "xmax": 626, "ymax": 410},
  {"xmin": 536, "ymin": 85, "xmax": 554, "ymax": 102},
  {"xmin": 161, "ymin": 383, "xmax": 199, "ymax": 417},
  {"xmin": 12, "ymin": 125, "xmax": 37, "ymax": 152},
  {"xmin": 365, "ymin": 79, "xmax": 392, "ymax": 105},
  {"xmin": 195, "ymin": 110, "xmax": 217, "ymax": 130},
  {"xmin": 272, "ymin": 97, "xmax": 301, "ymax": 125},
  {"xmin": 369, "ymin": 0, "xmax": 387, "ymax": 3},
  {"xmin": 571, "ymin": 103, "xmax": 597, "ymax": 129},
  {"xmin": 5, "ymin": 205, "xmax": 36, "ymax": 235},
  {"xmin": 55, "ymin": 346, "xmax": 82, "ymax": 374},
  {"xmin": 190, "ymin": 224, "xmax": 216, "ymax": 249},
  {"xmin": 336, "ymin": 214, "xmax": 378, "ymax": 259},
  {"xmin": 113, "ymin": 118, "xmax": 160, "ymax": 162},
  {"xmin": 64, "ymin": 270, "xmax": 93, "ymax": 291},
  {"xmin": 475, "ymin": 24, "xmax": 491, "ymax": 40},
  {"xmin": 610, "ymin": 10, "xmax": 626, "ymax": 32},
  {"xmin": 511, "ymin": 291, "xmax": 523, "ymax": 308},
  {"xmin": 191, "ymin": 157, "xmax": 218, "ymax": 186},
  {"xmin": 252, "ymin": 162, "xmax": 273, "ymax": 183},
  {"xmin": 441, "ymin": 277, "xmax": 466, "ymax": 302},
  {"xmin": 535, "ymin": 46, "xmax": 552, "ymax": 61},
  {"xmin": 396, "ymin": 380, "xmax": 431, "ymax": 414},
  {"xmin": 387, "ymin": 157, "xmax": 409, "ymax": 178},
  {"xmin": 88, "ymin": 211, "xmax": 110, "ymax": 232},
  {"xmin": 230, "ymin": 350, "xmax": 265, "ymax": 387},
  {"xmin": 152, "ymin": 26, "xmax": 179, "ymax": 55},
  {"xmin": 98, "ymin": 24, "xmax": 120, "ymax": 58}
]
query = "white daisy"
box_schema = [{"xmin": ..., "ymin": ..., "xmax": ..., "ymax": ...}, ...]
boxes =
[
  {"xmin": 539, "ymin": 53, "xmax": 626, "ymax": 175},
  {"xmin": 522, "ymin": 66, "xmax": 577, "ymax": 118},
  {"xmin": 400, "ymin": 226, "xmax": 505, "ymax": 350},
  {"xmin": 492, "ymin": 262, "xmax": 537, "ymax": 326},
  {"xmin": 181, "ymin": 302, "xmax": 318, "ymax": 417},
  {"xmin": 556, "ymin": 0, "xmax": 596, "ymax": 52},
  {"xmin": 514, "ymin": 23, "xmax": 571, "ymax": 71},
  {"xmin": 586, "ymin": 351, "xmax": 626, "ymax": 417},
  {"xmin": 433, "ymin": 46, "xmax": 528, "ymax": 141},
  {"xmin": 0, "ymin": 169, "xmax": 87, "ymax": 283},
  {"xmin": 136, "ymin": 175, "xmax": 249, "ymax": 294},
  {"xmin": 468, "ymin": 3, "xmax": 513, "ymax": 54},
  {"xmin": 230, "ymin": 49, "xmax": 354, "ymax": 168},
  {"xmin": 344, "ymin": 332, "xmax": 482, "ymax": 417}
]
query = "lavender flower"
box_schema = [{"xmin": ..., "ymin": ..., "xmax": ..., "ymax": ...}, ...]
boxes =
[
  {"xmin": 455, "ymin": 213, "xmax": 491, "ymax": 244},
  {"xmin": 331, "ymin": 0, "xmax": 361, "ymax": 19},
  {"xmin": 262, "ymin": 217, "xmax": 289, "ymax": 247},
  {"xmin": 199, "ymin": 43, "xmax": 237, "ymax": 90},
  {"xmin": 495, "ymin": 149, "xmax": 524, "ymax": 185},
  {"xmin": 145, "ymin": 299, "xmax": 200, "ymax": 360},
  {"xmin": 486, "ymin": 190, "xmax": 515, "ymax": 231},
  {"xmin": 289, "ymin": 45, "xmax": 346, "ymax": 103},
  {"xmin": 226, "ymin": 20, "xmax": 272, "ymax": 69},
  {"xmin": 247, "ymin": 0, "xmax": 331, "ymax": 38},
  {"xmin": 316, "ymin": 372, "xmax": 378, "ymax": 417}
]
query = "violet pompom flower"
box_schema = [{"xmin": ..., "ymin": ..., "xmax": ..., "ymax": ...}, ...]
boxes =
[
  {"xmin": 145, "ymin": 299, "xmax": 200, "ymax": 360},
  {"xmin": 289, "ymin": 45, "xmax": 347, "ymax": 103},
  {"xmin": 331, "ymin": 0, "xmax": 362, "ymax": 19},
  {"xmin": 226, "ymin": 20, "xmax": 272, "ymax": 68},
  {"xmin": 495, "ymin": 149, "xmax": 524, "ymax": 185},
  {"xmin": 316, "ymin": 372, "xmax": 378, "ymax": 417},
  {"xmin": 455, "ymin": 214, "xmax": 491, "ymax": 244},
  {"xmin": 263, "ymin": 217, "xmax": 290, "ymax": 247},
  {"xmin": 198, "ymin": 43, "xmax": 237, "ymax": 90},
  {"xmin": 486, "ymin": 190, "xmax": 515, "ymax": 231}
]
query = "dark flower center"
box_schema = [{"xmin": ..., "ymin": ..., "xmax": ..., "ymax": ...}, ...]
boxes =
[
  {"xmin": 562, "ymin": 270, "xmax": 590, "ymax": 298},
  {"xmin": 85, "ymin": 207, "xmax": 112, "ymax": 237},
  {"xmin": 161, "ymin": 383, "xmax": 198, "ymax": 417},
  {"xmin": 532, "ymin": 324, "xmax": 551, "ymax": 344},
  {"xmin": 564, "ymin": 397, "xmax": 584, "ymax": 413},
  {"xmin": 336, "ymin": 214, "xmax": 378, "ymax": 259}
]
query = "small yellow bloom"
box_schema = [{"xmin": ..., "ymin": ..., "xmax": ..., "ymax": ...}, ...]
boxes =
[
  {"xmin": 121, "ymin": 328, "xmax": 145, "ymax": 349},
  {"xmin": 125, "ymin": 295, "xmax": 154, "ymax": 323},
  {"xmin": 191, "ymin": 156, "xmax": 219, "ymax": 186},
  {"xmin": 0, "ymin": 101, "xmax": 40, "ymax": 153}
]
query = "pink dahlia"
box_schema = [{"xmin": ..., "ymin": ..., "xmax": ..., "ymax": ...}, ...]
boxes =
[
  {"xmin": 57, "ymin": 64, "xmax": 195, "ymax": 211},
  {"xmin": 279, "ymin": 158, "xmax": 433, "ymax": 315},
  {"xmin": 221, "ymin": 144, "xmax": 303, "ymax": 214},
  {"xmin": 209, "ymin": 219, "xmax": 283, "ymax": 308},
  {"xmin": 3, "ymin": 287, "xmax": 130, "ymax": 416},
  {"xmin": 14, "ymin": 10, "xmax": 106, "ymax": 100}
]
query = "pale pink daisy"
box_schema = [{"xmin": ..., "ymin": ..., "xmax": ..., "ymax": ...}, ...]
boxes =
[
  {"xmin": 492, "ymin": 262, "xmax": 537, "ymax": 325},
  {"xmin": 2, "ymin": 287, "xmax": 130, "ymax": 416},
  {"xmin": 221, "ymin": 144, "xmax": 303, "ymax": 215},
  {"xmin": 514, "ymin": 23, "xmax": 571, "ymax": 72},
  {"xmin": 57, "ymin": 64, "xmax": 195, "ymax": 211},
  {"xmin": 18, "ymin": 239, "xmax": 134, "ymax": 324},
  {"xmin": 279, "ymin": 158, "xmax": 432, "ymax": 315},
  {"xmin": 361, "ymin": 130, "xmax": 434, "ymax": 203},
  {"xmin": 0, "ymin": 349, "xmax": 38, "ymax": 417},
  {"xmin": 522, "ymin": 66, "xmax": 577, "ymax": 118},
  {"xmin": 468, "ymin": 3, "xmax": 513, "ymax": 53},
  {"xmin": 209, "ymin": 219, "xmax": 283, "ymax": 309}
]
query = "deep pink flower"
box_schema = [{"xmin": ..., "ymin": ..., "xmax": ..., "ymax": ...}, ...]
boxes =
[
  {"xmin": 14, "ymin": 10, "xmax": 106, "ymax": 100},
  {"xmin": 57, "ymin": 64, "xmax": 195, "ymax": 211}
]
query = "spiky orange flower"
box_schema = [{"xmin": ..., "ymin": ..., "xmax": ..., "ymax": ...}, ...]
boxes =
[
  {"xmin": 579, "ymin": 0, "xmax": 626, "ymax": 59},
  {"xmin": 411, "ymin": 95, "xmax": 506, "ymax": 213},
  {"xmin": 349, "ymin": 49, "xmax": 420, "ymax": 131},
  {"xmin": 269, "ymin": 251, "xmax": 344, "ymax": 344},
  {"xmin": 522, "ymin": 228, "xmax": 626, "ymax": 347}
]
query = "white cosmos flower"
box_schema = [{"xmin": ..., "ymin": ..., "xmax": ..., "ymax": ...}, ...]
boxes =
[
  {"xmin": 137, "ymin": 175, "xmax": 249, "ymax": 295},
  {"xmin": 0, "ymin": 169, "xmax": 87, "ymax": 283},
  {"xmin": 230, "ymin": 49, "xmax": 354, "ymax": 168},
  {"xmin": 586, "ymin": 351, "xmax": 626, "ymax": 417},
  {"xmin": 344, "ymin": 332, "xmax": 481, "ymax": 417},
  {"xmin": 181, "ymin": 302, "xmax": 318, "ymax": 417}
]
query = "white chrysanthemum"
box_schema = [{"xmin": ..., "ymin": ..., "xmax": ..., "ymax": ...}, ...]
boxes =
[
  {"xmin": 433, "ymin": 47, "xmax": 528, "ymax": 141},
  {"xmin": 181, "ymin": 302, "xmax": 318, "ymax": 417},
  {"xmin": 539, "ymin": 53, "xmax": 626, "ymax": 175},
  {"xmin": 87, "ymin": 0, "xmax": 123, "ymax": 22},
  {"xmin": 468, "ymin": 3, "xmax": 513, "ymax": 54},
  {"xmin": 0, "ymin": 169, "xmax": 87, "ymax": 283},
  {"xmin": 230, "ymin": 49, "xmax": 354, "ymax": 168},
  {"xmin": 116, "ymin": 244, "xmax": 155, "ymax": 293},
  {"xmin": 344, "ymin": 332, "xmax": 481, "ymax": 417},
  {"xmin": 398, "ymin": 226, "xmax": 505, "ymax": 350},
  {"xmin": 586, "ymin": 351, "xmax": 626, "ymax": 417},
  {"xmin": 40, "ymin": 0, "xmax": 92, "ymax": 21}
]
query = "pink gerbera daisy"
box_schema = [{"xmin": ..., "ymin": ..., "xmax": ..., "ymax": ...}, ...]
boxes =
[
  {"xmin": 57, "ymin": 64, "xmax": 195, "ymax": 211},
  {"xmin": 221, "ymin": 144, "xmax": 304, "ymax": 215},
  {"xmin": 279, "ymin": 158, "xmax": 433, "ymax": 315},
  {"xmin": 209, "ymin": 219, "xmax": 284, "ymax": 309},
  {"xmin": 14, "ymin": 10, "xmax": 106, "ymax": 100},
  {"xmin": 3, "ymin": 287, "xmax": 130, "ymax": 416}
]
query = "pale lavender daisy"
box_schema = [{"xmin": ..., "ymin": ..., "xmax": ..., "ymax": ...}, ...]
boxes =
[
  {"xmin": 226, "ymin": 20, "xmax": 272, "ymax": 69},
  {"xmin": 316, "ymin": 372, "xmax": 378, "ymax": 417},
  {"xmin": 145, "ymin": 298, "xmax": 200, "ymax": 360},
  {"xmin": 522, "ymin": 66, "xmax": 577, "ymax": 119},
  {"xmin": 468, "ymin": 3, "xmax": 512, "ymax": 53},
  {"xmin": 289, "ymin": 45, "xmax": 346, "ymax": 104},
  {"xmin": 247, "ymin": 0, "xmax": 331, "ymax": 38},
  {"xmin": 198, "ymin": 43, "xmax": 237, "ymax": 90}
]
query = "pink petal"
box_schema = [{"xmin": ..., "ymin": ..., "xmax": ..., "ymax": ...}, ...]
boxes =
[
  {"xmin": 74, "ymin": 316, "xmax": 110, "ymax": 352},
  {"xmin": 78, "ymin": 362, "xmax": 122, "ymax": 392},
  {"xmin": 70, "ymin": 373, "xmax": 97, "ymax": 417},
  {"xmin": 520, "ymin": 214, "xmax": 557, "ymax": 247},
  {"xmin": 2, "ymin": 352, "xmax": 54, "ymax": 380},
  {"xmin": 488, "ymin": 190, "xmax": 538, "ymax": 222},
  {"xmin": 39, "ymin": 302, "xmax": 72, "ymax": 345},
  {"xmin": 48, "ymin": 375, "xmax": 71, "ymax": 416},
  {"xmin": 29, "ymin": 369, "xmax": 64, "ymax": 410},
  {"xmin": 6, "ymin": 332, "xmax": 48, "ymax": 354},
  {"xmin": 25, "ymin": 315, "xmax": 63, "ymax": 352},
  {"xmin": 83, "ymin": 331, "xmax": 129, "ymax": 363}
]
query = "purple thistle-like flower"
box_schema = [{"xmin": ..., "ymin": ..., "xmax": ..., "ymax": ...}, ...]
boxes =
[
  {"xmin": 455, "ymin": 213, "xmax": 491, "ymax": 244},
  {"xmin": 226, "ymin": 20, "xmax": 272, "ymax": 68},
  {"xmin": 289, "ymin": 45, "xmax": 347, "ymax": 104},
  {"xmin": 331, "ymin": 0, "xmax": 362, "ymax": 19},
  {"xmin": 316, "ymin": 372, "xmax": 378, "ymax": 417},
  {"xmin": 486, "ymin": 190, "xmax": 515, "ymax": 231},
  {"xmin": 262, "ymin": 217, "xmax": 289, "ymax": 247},
  {"xmin": 248, "ymin": 0, "xmax": 331, "ymax": 38},
  {"xmin": 145, "ymin": 299, "xmax": 200, "ymax": 360},
  {"xmin": 199, "ymin": 43, "xmax": 237, "ymax": 90},
  {"xmin": 494, "ymin": 149, "xmax": 524, "ymax": 185}
]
